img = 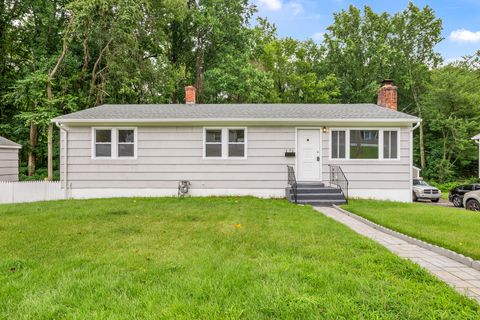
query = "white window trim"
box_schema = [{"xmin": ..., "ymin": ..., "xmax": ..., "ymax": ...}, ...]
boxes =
[
  {"xmin": 91, "ymin": 127, "xmax": 138, "ymax": 160},
  {"xmin": 203, "ymin": 127, "xmax": 248, "ymax": 160},
  {"xmin": 329, "ymin": 127, "xmax": 401, "ymax": 161}
]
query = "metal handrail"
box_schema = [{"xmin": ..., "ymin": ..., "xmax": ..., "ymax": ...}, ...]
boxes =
[
  {"xmin": 329, "ymin": 165, "xmax": 349, "ymax": 204},
  {"xmin": 287, "ymin": 165, "xmax": 298, "ymax": 204}
]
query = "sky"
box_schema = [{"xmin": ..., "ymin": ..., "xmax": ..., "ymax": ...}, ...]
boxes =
[{"xmin": 253, "ymin": 0, "xmax": 480, "ymax": 62}]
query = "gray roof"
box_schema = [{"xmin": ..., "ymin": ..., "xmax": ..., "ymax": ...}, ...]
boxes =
[
  {"xmin": 0, "ymin": 136, "xmax": 21, "ymax": 148},
  {"xmin": 53, "ymin": 103, "xmax": 420, "ymax": 123}
]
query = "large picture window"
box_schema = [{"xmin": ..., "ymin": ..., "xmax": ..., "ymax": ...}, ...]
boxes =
[
  {"xmin": 331, "ymin": 128, "xmax": 399, "ymax": 160},
  {"xmin": 93, "ymin": 128, "xmax": 136, "ymax": 159},
  {"xmin": 350, "ymin": 130, "xmax": 379, "ymax": 159},
  {"xmin": 204, "ymin": 128, "xmax": 247, "ymax": 159}
]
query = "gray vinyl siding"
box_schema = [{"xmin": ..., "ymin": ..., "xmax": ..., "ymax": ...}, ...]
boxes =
[
  {"xmin": 62, "ymin": 127, "xmax": 295, "ymax": 190},
  {"xmin": 0, "ymin": 148, "xmax": 19, "ymax": 181},
  {"xmin": 61, "ymin": 125, "xmax": 411, "ymax": 191}
]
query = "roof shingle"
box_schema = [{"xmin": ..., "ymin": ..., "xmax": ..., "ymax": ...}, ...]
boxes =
[{"xmin": 53, "ymin": 103, "xmax": 420, "ymax": 123}]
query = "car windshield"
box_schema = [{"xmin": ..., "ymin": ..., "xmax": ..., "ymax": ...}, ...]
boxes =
[{"xmin": 413, "ymin": 179, "xmax": 429, "ymax": 186}]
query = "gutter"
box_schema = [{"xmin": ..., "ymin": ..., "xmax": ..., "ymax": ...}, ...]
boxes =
[
  {"xmin": 52, "ymin": 117, "xmax": 422, "ymax": 126},
  {"xmin": 55, "ymin": 122, "xmax": 70, "ymax": 198}
]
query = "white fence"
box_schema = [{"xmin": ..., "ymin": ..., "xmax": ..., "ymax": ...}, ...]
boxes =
[{"xmin": 0, "ymin": 181, "xmax": 64, "ymax": 204}]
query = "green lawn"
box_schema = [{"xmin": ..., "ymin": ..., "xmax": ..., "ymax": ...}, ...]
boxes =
[
  {"xmin": 343, "ymin": 199, "xmax": 480, "ymax": 260},
  {"xmin": 1, "ymin": 197, "xmax": 479, "ymax": 319}
]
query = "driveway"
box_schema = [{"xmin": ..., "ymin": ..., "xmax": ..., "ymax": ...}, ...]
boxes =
[{"xmin": 416, "ymin": 198, "xmax": 463, "ymax": 209}]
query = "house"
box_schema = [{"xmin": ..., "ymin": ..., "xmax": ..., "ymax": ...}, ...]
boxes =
[
  {"xmin": 0, "ymin": 136, "xmax": 21, "ymax": 181},
  {"xmin": 52, "ymin": 80, "xmax": 421, "ymax": 203}
]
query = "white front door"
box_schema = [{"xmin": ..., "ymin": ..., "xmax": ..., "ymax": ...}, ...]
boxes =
[{"xmin": 297, "ymin": 129, "xmax": 321, "ymax": 181}]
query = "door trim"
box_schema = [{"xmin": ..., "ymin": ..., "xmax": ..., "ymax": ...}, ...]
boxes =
[{"xmin": 295, "ymin": 127, "xmax": 322, "ymax": 181}]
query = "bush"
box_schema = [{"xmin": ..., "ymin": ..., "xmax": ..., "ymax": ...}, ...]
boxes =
[
  {"xmin": 19, "ymin": 166, "xmax": 60, "ymax": 181},
  {"xmin": 429, "ymin": 177, "xmax": 480, "ymax": 192}
]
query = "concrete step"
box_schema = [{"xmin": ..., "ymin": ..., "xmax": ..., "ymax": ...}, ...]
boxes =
[
  {"xmin": 294, "ymin": 193, "xmax": 346, "ymax": 201},
  {"xmin": 296, "ymin": 182, "xmax": 325, "ymax": 188},
  {"xmin": 296, "ymin": 199, "xmax": 347, "ymax": 206},
  {"xmin": 289, "ymin": 188, "xmax": 342, "ymax": 194}
]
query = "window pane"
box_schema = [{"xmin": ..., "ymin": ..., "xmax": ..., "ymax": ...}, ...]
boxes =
[
  {"xmin": 229, "ymin": 129, "xmax": 244, "ymax": 143},
  {"xmin": 228, "ymin": 144, "xmax": 245, "ymax": 157},
  {"xmin": 95, "ymin": 144, "xmax": 111, "ymax": 157},
  {"xmin": 390, "ymin": 131, "xmax": 397, "ymax": 158},
  {"xmin": 206, "ymin": 130, "xmax": 222, "ymax": 143},
  {"xmin": 332, "ymin": 131, "xmax": 338, "ymax": 158},
  {"xmin": 350, "ymin": 130, "xmax": 379, "ymax": 159},
  {"xmin": 383, "ymin": 131, "xmax": 398, "ymax": 159},
  {"xmin": 119, "ymin": 130, "xmax": 134, "ymax": 143},
  {"xmin": 118, "ymin": 144, "xmax": 134, "ymax": 157},
  {"xmin": 96, "ymin": 129, "xmax": 111, "ymax": 143},
  {"xmin": 339, "ymin": 131, "xmax": 346, "ymax": 158},
  {"xmin": 332, "ymin": 131, "xmax": 346, "ymax": 159},
  {"xmin": 206, "ymin": 144, "xmax": 222, "ymax": 157}
]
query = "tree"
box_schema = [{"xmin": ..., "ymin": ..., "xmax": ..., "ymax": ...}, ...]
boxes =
[
  {"xmin": 323, "ymin": 5, "xmax": 392, "ymax": 103},
  {"xmin": 203, "ymin": 54, "xmax": 277, "ymax": 103},
  {"xmin": 390, "ymin": 3, "xmax": 443, "ymax": 169},
  {"xmin": 421, "ymin": 54, "xmax": 480, "ymax": 181},
  {"xmin": 261, "ymin": 38, "xmax": 340, "ymax": 103}
]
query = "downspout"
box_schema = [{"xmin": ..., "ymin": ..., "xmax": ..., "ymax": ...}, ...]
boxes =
[
  {"xmin": 55, "ymin": 122, "xmax": 70, "ymax": 199},
  {"xmin": 409, "ymin": 121, "xmax": 421, "ymax": 202}
]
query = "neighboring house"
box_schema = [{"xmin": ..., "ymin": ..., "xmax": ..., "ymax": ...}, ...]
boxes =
[
  {"xmin": 473, "ymin": 134, "xmax": 480, "ymax": 178},
  {"xmin": 0, "ymin": 136, "xmax": 21, "ymax": 181},
  {"xmin": 52, "ymin": 80, "xmax": 421, "ymax": 203}
]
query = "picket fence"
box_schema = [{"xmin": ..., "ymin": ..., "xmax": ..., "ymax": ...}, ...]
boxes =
[{"xmin": 0, "ymin": 181, "xmax": 65, "ymax": 204}]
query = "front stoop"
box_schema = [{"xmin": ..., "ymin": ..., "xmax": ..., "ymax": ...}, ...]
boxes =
[{"xmin": 286, "ymin": 182, "xmax": 346, "ymax": 206}]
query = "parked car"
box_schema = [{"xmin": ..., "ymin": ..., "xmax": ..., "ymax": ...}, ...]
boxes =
[
  {"xmin": 448, "ymin": 184, "xmax": 480, "ymax": 207},
  {"xmin": 412, "ymin": 179, "xmax": 441, "ymax": 202},
  {"xmin": 463, "ymin": 190, "xmax": 480, "ymax": 211}
]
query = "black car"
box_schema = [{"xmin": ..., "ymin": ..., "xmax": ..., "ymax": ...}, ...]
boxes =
[{"xmin": 449, "ymin": 184, "xmax": 480, "ymax": 207}]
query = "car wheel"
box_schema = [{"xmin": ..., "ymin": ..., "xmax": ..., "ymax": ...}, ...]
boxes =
[
  {"xmin": 431, "ymin": 199, "xmax": 439, "ymax": 203},
  {"xmin": 452, "ymin": 196, "xmax": 463, "ymax": 207},
  {"xmin": 412, "ymin": 192, "xmax": 418, "ymax": 202},
  {"xmin": 466, "ymin": 199, "xmax": 480, "ymax": 211}
]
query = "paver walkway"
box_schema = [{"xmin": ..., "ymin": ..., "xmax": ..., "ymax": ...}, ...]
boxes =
[{"xmin": 316, "ymin": 206, "xmax": 480, "ymax": 302}]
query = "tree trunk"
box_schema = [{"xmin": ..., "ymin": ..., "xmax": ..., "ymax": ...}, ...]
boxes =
[
  {"xmin": 411, "ymin": 87, "xmax": 426, "ymax": 169},
  {"xmin": 419, "ymin": 122, "xmax": 426, "ymax": 169},
  {"xmin": 194, "ymin": 33, "xmax": 203, "ymax": 102},
  {"xmin": 28, "ymin": 123, "xmax": 38, "ymax": 176},
  {"xmin": 45, "ymin": 16, "xmax": 73, "ymax": 180}
]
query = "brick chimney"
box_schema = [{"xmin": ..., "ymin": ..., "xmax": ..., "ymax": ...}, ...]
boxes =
[
  {"xmin": 185, "ymin": 86, "xmax": 196, "ymax": 104},
  {"xmin": 377, "ymin": 80, "xmax": 397, "ymax": 111}
]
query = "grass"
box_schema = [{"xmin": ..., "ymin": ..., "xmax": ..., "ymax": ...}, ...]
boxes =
[
  {"xmin": 1, "ymin": 197, "xmax": 479, "ymax": 319},
  {"xmin": 343, "ymin": 199, "xmax": 480, "ymax": 260}
]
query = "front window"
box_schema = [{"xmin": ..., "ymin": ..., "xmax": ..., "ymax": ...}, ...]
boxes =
[
  {"xmin": 331, "ymin": 130, "xmax": 346, "ymax": 159},
  {"xmin": 93, "ymin": 128, "xmax": 136, "ymax": 159},
  {"xmin": 383, "ymin": 131, "xmax": 398, "ymax": 159},
  {"xmin": 205, "ymin": 129, "xmax": 222, "ymax": 157},
  {"xmin": 95, "ymin": 129, "xmax": 112, "ymax": 158},
  {"xmin": 350, "ymin": 130, "xmax": 379, "ymax": 159},
  {"xmin": 118, "ymin": 129, "xmax": 135, "ymax": 157},
  {"xmin": 228, "ymin": 129, "xmax": 245, "ymax": 157},
  {"xmin": 204, "ymin": 128, "xmax": 246, "ymax": 159},
  {"xmin": 331, "ymin": 129, "xmax": 399, "ymax": 160}
]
